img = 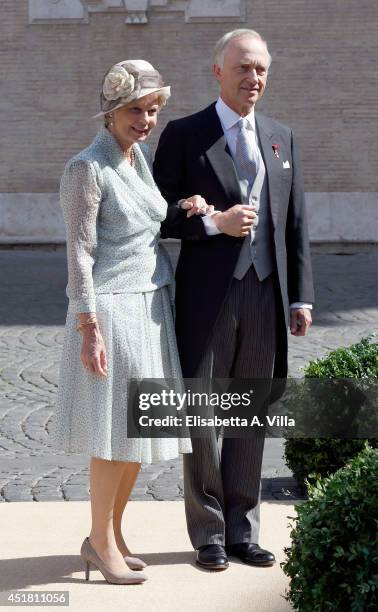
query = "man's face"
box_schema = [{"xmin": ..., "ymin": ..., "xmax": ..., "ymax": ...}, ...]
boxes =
[{"xmin": 214, "ymin": 36, "xmax": 270, "ymax": 115}]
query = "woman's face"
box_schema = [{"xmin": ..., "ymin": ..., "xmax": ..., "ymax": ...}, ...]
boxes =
[{"xmin": 109, "ymin": 93, "xmax": 160, "ymax": 147}]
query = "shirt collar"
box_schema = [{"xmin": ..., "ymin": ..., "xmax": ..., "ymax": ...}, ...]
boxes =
[{"xmin": 215, "ymin": 96, "xmax": 256, "ymax": 132}]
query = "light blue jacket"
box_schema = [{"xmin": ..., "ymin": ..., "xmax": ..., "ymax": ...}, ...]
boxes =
[{"xmin": 60, "ymin": 125, "xmax": 174, "ymax": 313}]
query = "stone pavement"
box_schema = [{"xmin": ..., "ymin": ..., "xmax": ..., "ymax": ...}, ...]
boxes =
[{"xmin": 0, "ymin": 248, "xmax": 377, "ymax": 503}]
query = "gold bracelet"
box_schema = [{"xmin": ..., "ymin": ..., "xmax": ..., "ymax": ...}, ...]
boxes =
[
  {"xmin": 76, "ymin": 323, "xmax": 98, "ymax": 333},
  {"xmin": 76, "ymin": 318, "xmax": 98, "ymax": 332},
  {"xmin": 77, "ymin": 317, "xmax": 97, "ymax": 325}
]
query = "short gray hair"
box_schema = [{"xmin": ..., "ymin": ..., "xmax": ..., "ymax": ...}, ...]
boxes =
[{"xmin": 214, "ymin": 29, "xmax": 272, "ymax": 69}]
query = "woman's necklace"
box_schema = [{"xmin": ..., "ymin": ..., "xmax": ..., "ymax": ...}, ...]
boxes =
[{"xmin": 124, "ymin": 145, "xmax": 135, "ymax": 167}]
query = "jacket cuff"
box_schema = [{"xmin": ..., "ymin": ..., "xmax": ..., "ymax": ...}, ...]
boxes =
[{"xmin": 68, "ymin": 297, "xmax": 97, "ymax": 314}]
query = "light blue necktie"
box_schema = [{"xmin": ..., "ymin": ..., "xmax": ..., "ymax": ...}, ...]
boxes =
[{"xmin": 235, "ymin": 117, "xmax": 258, "ymax": 191}]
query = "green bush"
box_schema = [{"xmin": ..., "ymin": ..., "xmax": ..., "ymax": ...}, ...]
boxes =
[
  {"xmin": 284, "ymin": 335, "xmax": 378, "ymax": 489},
  {"xmin": 304, "ymin": 334, "xmax": 378, "ymax": 379},
  {"xmin": 282, "ymin": 444, "xmax": 378, "ymax": 612}
]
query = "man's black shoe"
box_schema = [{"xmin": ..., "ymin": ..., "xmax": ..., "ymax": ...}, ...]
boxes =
[
  {"xmin": 196, "ymin": 544, "xmax": 229, "ymax": 570},
  {"xmin": 226, "ymin": 543, "xmax": 276, "ymax": 566}
]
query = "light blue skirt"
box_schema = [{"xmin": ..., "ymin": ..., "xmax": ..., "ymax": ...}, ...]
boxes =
[{"xmin": 51, "ymin": 285, "xmax": 192, "ymax": 463}]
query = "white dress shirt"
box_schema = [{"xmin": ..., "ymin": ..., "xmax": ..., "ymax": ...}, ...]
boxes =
[{"xmin": 185, "ymin": 96, "xmax": 312, "ymax": 311}]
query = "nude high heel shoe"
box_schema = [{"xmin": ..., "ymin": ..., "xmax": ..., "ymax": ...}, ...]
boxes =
[
  {"xmin": 123, "ymin": 554, "xmax": 147, "ymax": 571},
  {"xmin": 80, "ymin": 537, "xmax": 147, "ymax": 584}
]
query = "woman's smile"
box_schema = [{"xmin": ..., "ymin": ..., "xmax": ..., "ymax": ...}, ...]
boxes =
[{"xmin": 132, "ymin": 126, "xmax": 149, "ymax": 136}]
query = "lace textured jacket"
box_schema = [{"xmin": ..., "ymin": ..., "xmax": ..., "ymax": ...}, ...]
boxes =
[{"xmin": 60, "ymin": 125, "xmax": 174, "ymax": 314}]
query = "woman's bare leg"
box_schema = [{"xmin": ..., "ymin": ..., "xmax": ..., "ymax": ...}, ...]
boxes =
[
  {"xmin": 113, "ymin": 462, "xmax": 141, "ymax": 555},
  {"xmin": 88, "ymin": 456, "xmax": 135, "ymax": 572}
]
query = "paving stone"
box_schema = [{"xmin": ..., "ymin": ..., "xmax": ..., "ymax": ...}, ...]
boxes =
[{"xmin": 0, "ymin": 250, "xmax": 377, "ymax": 502}]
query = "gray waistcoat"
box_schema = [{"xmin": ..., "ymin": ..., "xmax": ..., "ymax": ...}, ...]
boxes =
[{"xmin": 232, "ymin": 140, "xmax": 275, "ymax": 281}]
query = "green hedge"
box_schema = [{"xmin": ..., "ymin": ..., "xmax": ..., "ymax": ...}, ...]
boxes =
[
  {"xmin": 282, "ymin": 444, "xmax": 378, "ymax": 611},
  {"xmin": 284, "ymin": 335, "xmax": 378, "ymax": 489}
]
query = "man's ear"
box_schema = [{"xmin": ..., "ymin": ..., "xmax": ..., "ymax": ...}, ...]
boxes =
[{"xmin": 213, "ymin": 63, "xmax": 221, "ymax": 83}]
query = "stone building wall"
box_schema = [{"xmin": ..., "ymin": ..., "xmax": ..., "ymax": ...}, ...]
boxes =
[{"xmin": 0, "ymin": 0, "xmax": 377, "ymax": 243}]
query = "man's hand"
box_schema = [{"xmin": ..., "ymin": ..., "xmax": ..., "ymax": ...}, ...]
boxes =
[
  {"xmin": 180, "ymin": 195, "xmax": 215, "ymax": 218},
  {"xmin": 212, "ymin": 204, "xmax": 257, "ymax": 237},
  {"xmin": 290, "ymin": 308, "xmax": 312, "ymax": 336}
]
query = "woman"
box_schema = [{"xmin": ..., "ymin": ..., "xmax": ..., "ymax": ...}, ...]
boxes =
[{"xmin": 52, "ymin": 59, "xmax": 212, "ymax": 585}]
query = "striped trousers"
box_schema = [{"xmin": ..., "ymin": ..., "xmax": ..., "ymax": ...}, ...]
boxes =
[{"xmin": 183, "ymin": 263, "xmax": 278, "ymax": 548}]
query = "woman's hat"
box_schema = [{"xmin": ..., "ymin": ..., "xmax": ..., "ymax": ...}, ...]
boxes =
[{"xmin": 92, "ymin": 59, "xmax": 171, "ymax": 119}]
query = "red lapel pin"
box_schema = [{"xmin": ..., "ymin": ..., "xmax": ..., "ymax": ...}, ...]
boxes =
[{"xmin": 272, "ymin": 143, "xmax": 279, "ymax": 158}]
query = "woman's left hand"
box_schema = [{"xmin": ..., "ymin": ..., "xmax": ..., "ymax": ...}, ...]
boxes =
[{"xmin": 180, "ymin": 195, "xmax": 215, "ymax": 218}]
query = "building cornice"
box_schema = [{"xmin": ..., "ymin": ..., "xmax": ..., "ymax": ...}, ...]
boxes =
[{"xmin": 29, "ymin": 0, "xmax": 246, "ymax": 25}]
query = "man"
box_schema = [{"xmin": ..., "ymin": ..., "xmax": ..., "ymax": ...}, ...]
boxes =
[{"xmin": 153, "ymin": 28, "xmax": 314, "ymax": 570}]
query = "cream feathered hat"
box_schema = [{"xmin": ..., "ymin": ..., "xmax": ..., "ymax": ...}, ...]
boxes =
[{"xmin": 92, "ymin": 59, "xmax": 171, "ymax": 119}]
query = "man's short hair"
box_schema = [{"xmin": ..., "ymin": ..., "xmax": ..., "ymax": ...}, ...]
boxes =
[{"xmin": 214, "ymin": 29, "xmax": 272, "ymax": 69}]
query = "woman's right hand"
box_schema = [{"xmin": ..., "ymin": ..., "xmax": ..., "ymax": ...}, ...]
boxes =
[
  {"xmin": 80, "ymin": 324, "xmax": 108, "ymax": 377},
  {"xmin": 180, "ymin": 195, "xmax": 214, "ymax": 218}
]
